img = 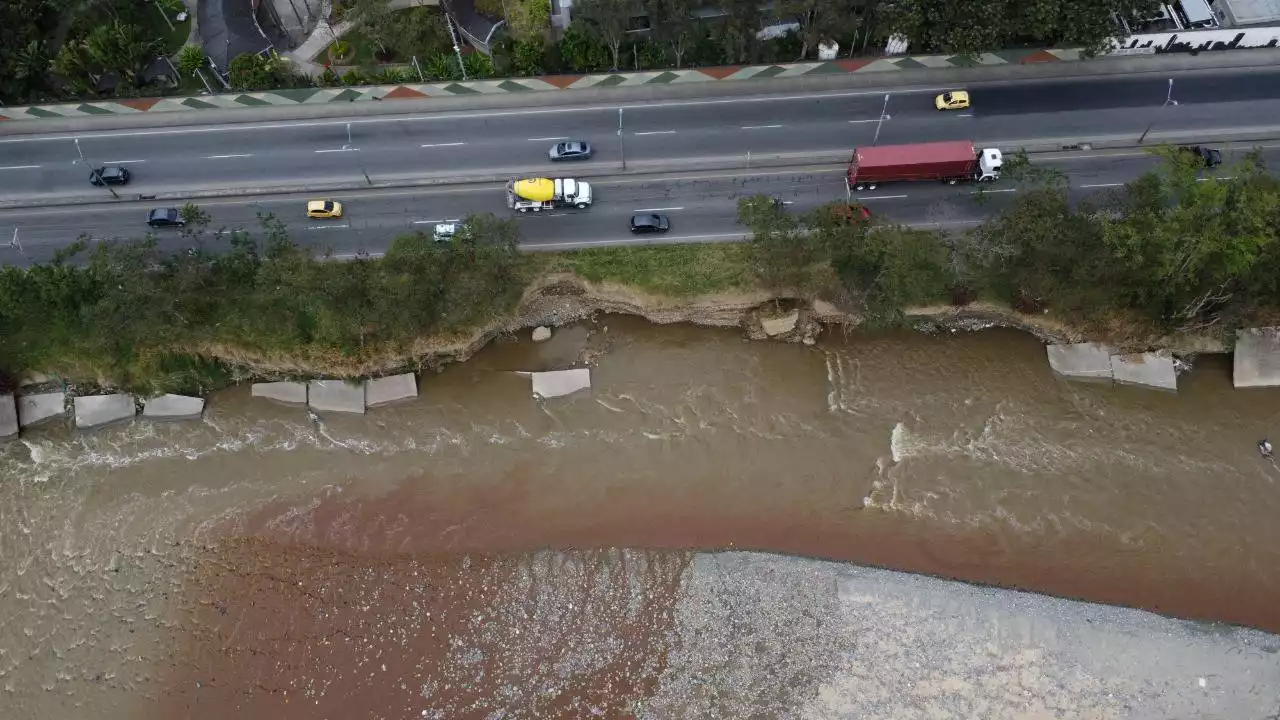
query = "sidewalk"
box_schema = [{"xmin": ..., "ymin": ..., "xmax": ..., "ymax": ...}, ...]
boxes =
[
  {"xmin": 3, "ymin": 47, "xmax": 1280, "ymax": 133},
  {"xmin": 287, "ymin": 0, "xmax": 439, "ymax": 75}
]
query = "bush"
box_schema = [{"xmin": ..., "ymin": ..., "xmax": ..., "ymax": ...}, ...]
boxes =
[
  {"xmin": 177, "ymin": 44, "xmax": 206, "ymax": 77},
  {"xmin": 227, "ymin": 51, "xmax": 306, "ymax": 91},
  {"xmin": 341, "ymin": 68, "xmax": 366, "ymax": 86},
  {"xmin": 463, "ymin": 51, "xmax": 494, "ymax": 79},
  {"xmin": 422, "ymin": 53, "xmax": 461, "ymax": 81},
  {"xmin": 511, "ymin": 38, "xmax": 545, "ymax": 76},
  {"xmin": 557, "ymin": 25, "xmax": 610, "ymax": 73}
]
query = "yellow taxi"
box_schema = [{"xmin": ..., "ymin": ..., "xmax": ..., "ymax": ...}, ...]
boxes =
[
  {"xmin": 935, "ymin": 90, "xmax": 970, "ymax": 111},
  {"xmin": 306, "ymin": 199, "xmax": 344, "ymax": 219}
]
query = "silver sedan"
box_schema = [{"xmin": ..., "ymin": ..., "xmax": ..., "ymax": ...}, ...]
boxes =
[{"xmin": 549, "ymin": 141, "xmax": 594, "ymax": 161}]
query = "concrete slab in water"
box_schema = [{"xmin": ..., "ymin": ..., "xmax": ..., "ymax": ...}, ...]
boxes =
[
  {"xmin": 1046, "ymin": 343, "xmax": 1115, "ymax": 380},
  {"xmin": 252, "ymin": 381, "xmax": 308, "ymax": 405},
  {"xmin": 0, "ymin": 395, "xmax": 17, "ymax": 439},
  {"xmin": 1110, "ymin": 351, "xmax": 1178, "ymax": 392},
  {"xmin": 528, "ymin": 368, "xmax": 592, "ymax": 399},
  {"xmin": 366, "ymin": 373, "xmax": 418, "ymax": 407},
  {"xmin": 74, "ymin": 394, "xmax": 136, "ymax": 428},
  {"xmin": 1233, "ymin": 327, "xmax": 1280, "ymax": 388},
  {"xmin": 309, "ymin": 380, "xmax": 366, "ymax": 414},
  {"xmin": 18, "ymin": 392, "xmax": 66, "ymax": 427},
  {"xmin": 143, "ymin": 394, "xmax": 205, "ymax": 420}
]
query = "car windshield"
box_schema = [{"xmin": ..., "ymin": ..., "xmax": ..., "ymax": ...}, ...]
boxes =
[
  {"xmin": 943, "ymin": 93, "xmax": 953, "ymax": 102},
  {"xmin": 322, "ymin": 201, "xmax": 334, "ymax": 211}
]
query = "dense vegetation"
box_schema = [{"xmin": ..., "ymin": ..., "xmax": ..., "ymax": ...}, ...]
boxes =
[
  {"xmin": 2, "ymin": 0, "xmax": 189, "ymax": 104},
  {"xmin": 0, "ymin": 211, "xmax": 525, "ymax": 393},
  {"xmin": 737, "ymin": 149, "xmax": 1280, "ymax": 335}
]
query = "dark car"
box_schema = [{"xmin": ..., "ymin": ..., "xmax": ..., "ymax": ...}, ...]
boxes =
[
  {"xmin": 629, "ymin": 213, "xmax": 670, "ymax": 234},
  {"xmin": 89, "ymin": 166, "xmax": 131, "ymax": 186},
  {"xmin": 549, "ymin": 141, "xmax": 594, "ymax": 161},
  {"xmin": 1181, "ymin": 145, "xmax": 1222, "ymax": 168},
  {"xmin": 147, "ymin": 208, "xmax": 185, "ymax": 228}
]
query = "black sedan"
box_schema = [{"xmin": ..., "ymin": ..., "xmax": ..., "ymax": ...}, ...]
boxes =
[
  {"xmin": 1181, "ymin": 145, "xmax": 1222, "ymax": 168},
  {"xmin": 549, "ymin": 141, "xmax": 594, "ymax": 161},
  {"xmin": 629, "ymin": 213, "xmax": 670, "ymax": 234},
  {"xmin": 89, "ymin": 166, "xmax": 131, "ymax": 186},
  {"xmin": 147, "ymin": 208, "xmax": 185, "ymax": 228}
]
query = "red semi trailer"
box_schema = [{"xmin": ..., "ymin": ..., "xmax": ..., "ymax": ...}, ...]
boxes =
[{"xmin": 846, "ymin": 140, "xmax": 1003, "ymax": 192}]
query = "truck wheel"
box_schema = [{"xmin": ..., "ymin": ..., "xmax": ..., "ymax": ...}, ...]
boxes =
[
  {"xmin": 854, "ymin": 184, "xmax": 866, "ymax": 191},
  {"xmin": 576, "ymin": 203, "xmax": 588, "ymax": 209},
  {"xmin": 868, "ymin": 184, "xmax": 877, "ymax": 190},
  {"xmin": 518, "ymin": 207, "xmax": 529, "ymax": 214},
  {"xmin": 533, "ymin": 206, "xmax": 542, "ymax": 212},
  {"xmin": 947, "ymin": 179, "xmax": 958, "ymax": 185}
]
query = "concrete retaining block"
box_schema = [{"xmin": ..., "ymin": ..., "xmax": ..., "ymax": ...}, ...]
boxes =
[
  {"xmin": 0, "ymin": 394, "xmax": 17, "ymax": 439},
  {"xmin": 74, "ymin": 394, "xmax": 136, "ymax": 428},
  {"xmin": 1046, "ymin": 343, "xmax": 1115, "ymax": 380},
  {"xmin": 142, "ymin": 394, "xmax": 205, "ymax": 420},
  {"xmin": 18, "ymin": 391, "xmax": 67, "ymax": 427},
  {"xmin": 365, "ymin": 373, "xmax": 418, "ymax": 407},
  {"xmin": 1233, "ymin": 327, "xmax": 1280, "ymax": 388},
  {"xmin": 1110, "ymin": 351, "xmax": 1178, "ymax": 392},
  {"xmin": 528, "ymin": 369, "xmax": 592, "ymax": 399},
  {"xmin": 308, "ymin": 380, "xmax": 366, "ymax": 414},
  {"xmin": 252, "ymin": 381, "xmax": 308, "ymax": 405}
]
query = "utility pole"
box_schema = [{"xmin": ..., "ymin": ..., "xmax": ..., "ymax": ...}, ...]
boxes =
[
  {"xmin": 618, "ymin": 108, "xmax": 626, "ymax": 171},
  {"xmin": 445, "ymin": 13, "xmax": 467, "ymax": 80},
  {"xmin": 345, "ymin": 123, "xmax": 372, "ymax": 185},
  {"xmin": 873, "ymin": 94, "xmax": 890, "ymax": 146},
  {"xmin": 1139, "ymin": 78, "xmax": 1176, "ymax": 144},
  {"xmin": 75, "ymin": 138, "xmax": 120, "ymax": 199}
]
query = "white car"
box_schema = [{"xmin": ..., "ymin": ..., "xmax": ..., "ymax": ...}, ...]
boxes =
[{"xmin": 433, "ymin": 223, "xmax": 457, "ymax": 242}]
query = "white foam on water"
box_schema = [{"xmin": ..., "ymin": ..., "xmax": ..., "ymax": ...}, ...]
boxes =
[{"xmin": 890, "ymin": 422, "xmax": 907, "ymax": 463}]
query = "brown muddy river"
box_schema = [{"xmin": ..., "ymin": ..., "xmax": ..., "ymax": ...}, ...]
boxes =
[{"xmin": 3, "ymin": 317, "xmax": 1279, "ymax": 718}]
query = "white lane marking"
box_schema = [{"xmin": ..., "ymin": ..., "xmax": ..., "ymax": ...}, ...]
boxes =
[
  {"xmin": 633, "ymin": 207, "xmax": 684, "ymax": 212},
  {"xmin": 976, "ymin": 188, "xmax": 1017, "ymax": 193},
  {"xmin": 955, "ymin": 114, "xmax": 973, "ymax": 118},
  {"xmin": 633, "ymin": 130, "xmax": 676, "ymax": 136},
  {"xmin": 528, "ymin": 136, "xmax": 569, "ymax": 141},
  {"xmin": 741, "ymin": 124, "xmax": 783, "ymax": 130},
  {"xmin": 420, "ymin": 142, "xmax": 466, "ymax": 148},
  {"xmin": 315, "ymin": 148, "xmax": 355, "ymax": 153},
  {"xmin": 0, "ymin": 165, "xmax": 41, "ymax": 170},
  {"xmin": 1197, "ymin": 175, "xmax": 1236, "ymax": 181},
  {"xmin": 307, "ymin": 224, "xmax": 350, "ymax": 230},
  {"xmin": 412, "ymin": 219, "xmax": 461, "ymax": 224},
  {"xmin": 101, "ymin": 159, "xmax": 145, "ymax": 164},
  {"xmin": 848, "ymin": 119, "xmax": 882, "ymax": 124},
  {"xmin": 204, "ymin": 153, "xmax": 254, "ymax": 159},
  {"xmin": 855, "ymin": 194, "xmax": 908, "ymax": 200},
  {"xmin": 0, "ymin": 89, "xmax": 940, "ymax": 143},
  {"xmin": 1079, "ymin": 182, "xmax": 1123, "ymax": 188}
]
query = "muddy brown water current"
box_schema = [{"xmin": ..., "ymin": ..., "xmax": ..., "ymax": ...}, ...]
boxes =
[{"xmin": 3, "ymin": 317, "xmax": 1280, "ymax": 718}]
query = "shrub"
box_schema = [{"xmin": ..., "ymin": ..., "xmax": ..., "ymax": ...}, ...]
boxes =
[{"xmin": 177, "ymin": 44, "xmax": 206, "ymax": 77}]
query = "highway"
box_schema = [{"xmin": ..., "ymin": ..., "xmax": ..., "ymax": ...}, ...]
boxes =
[
  {"xmin": 1, "ymin": 67, "xmax": 1280, "ymax": 206},
  {"xmin": 1, "ymin": 143, "xmax": 1271, "ymax": 266}
]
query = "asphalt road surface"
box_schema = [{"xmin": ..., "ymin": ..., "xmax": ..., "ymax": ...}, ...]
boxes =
[
  {"xmin": 1, "ymin": 67, "xmax": 1279, "ymax": 203},
  {"xmin": 1, "ymin": 143, "xmax": 1271, "ymax": 266}
]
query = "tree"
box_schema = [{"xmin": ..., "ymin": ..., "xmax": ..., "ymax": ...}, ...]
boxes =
[
  {"xmin": 647, "ymin": 0, "xmax": 695, "ymax": 67},
  {"xmin": 346, "ymin": 0, "xmax": 396, "ymax": 58},
  {"xmin": 738, "ymin": 195, "xmax": 828, "ymax": 292},
  {"xmin": 776, "ymin": 0, "xmax": 853, "ymax": 60},
  {"xmin": 387, "ymin": 7, "xmax": 450, "ymax": 58},
  {"xmin": 875, "ymin": 0, "xmax": 1160, "ymax": 57},
  {"xmin": 575, "ymin": 0, "xmax": 635, "ymax": 70},
  {"xmin": 1095, "ymin": 149, "xmax": 1280, "ymax": 330},
  {"xmin": 718, "ymin": 0, "xmax": 764, "ymax": 64}
]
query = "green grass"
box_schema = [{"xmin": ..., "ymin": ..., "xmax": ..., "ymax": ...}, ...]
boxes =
[
  {"xmin": 136, "ymin": 4, "xmax": 191, "ymax": 57},
  {"xmin": 547, "ymin": 243, "xmax": 756, "ymax": 297},
  {"xmin": 327, "ymin": 29, "xmax": 380, "ymax": 67}
]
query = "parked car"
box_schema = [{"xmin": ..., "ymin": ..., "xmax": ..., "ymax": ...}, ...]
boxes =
[
  {"xmin": 89, "ymin": 166, "xmax": 131, "ymax": 186},
  {"xmin": 307, "ymin": 199, "xmax": 344, "ymax": 219},
  {"xmin": 147, "ymin": 208, "xmax": 185, "ymax": 228},
  {"xmin": 1181, "ymin": 145, "xmax": 1222, "ymax": 168},
  {"xmin": 629, "ymin": 213, "xmax": 670, "ymax": 234},
  {"xmin": 935, "ymin": 90, "xmax": 970, "ymax": 111},
  {"xmin": 549, "ymin": 141, "xmax": 594, "ymax": 161}
]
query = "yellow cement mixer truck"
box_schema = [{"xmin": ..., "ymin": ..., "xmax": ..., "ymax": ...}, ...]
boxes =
[{"xmin": 506, "ymin": 178, "xmax": 594, "ymax": 213}]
